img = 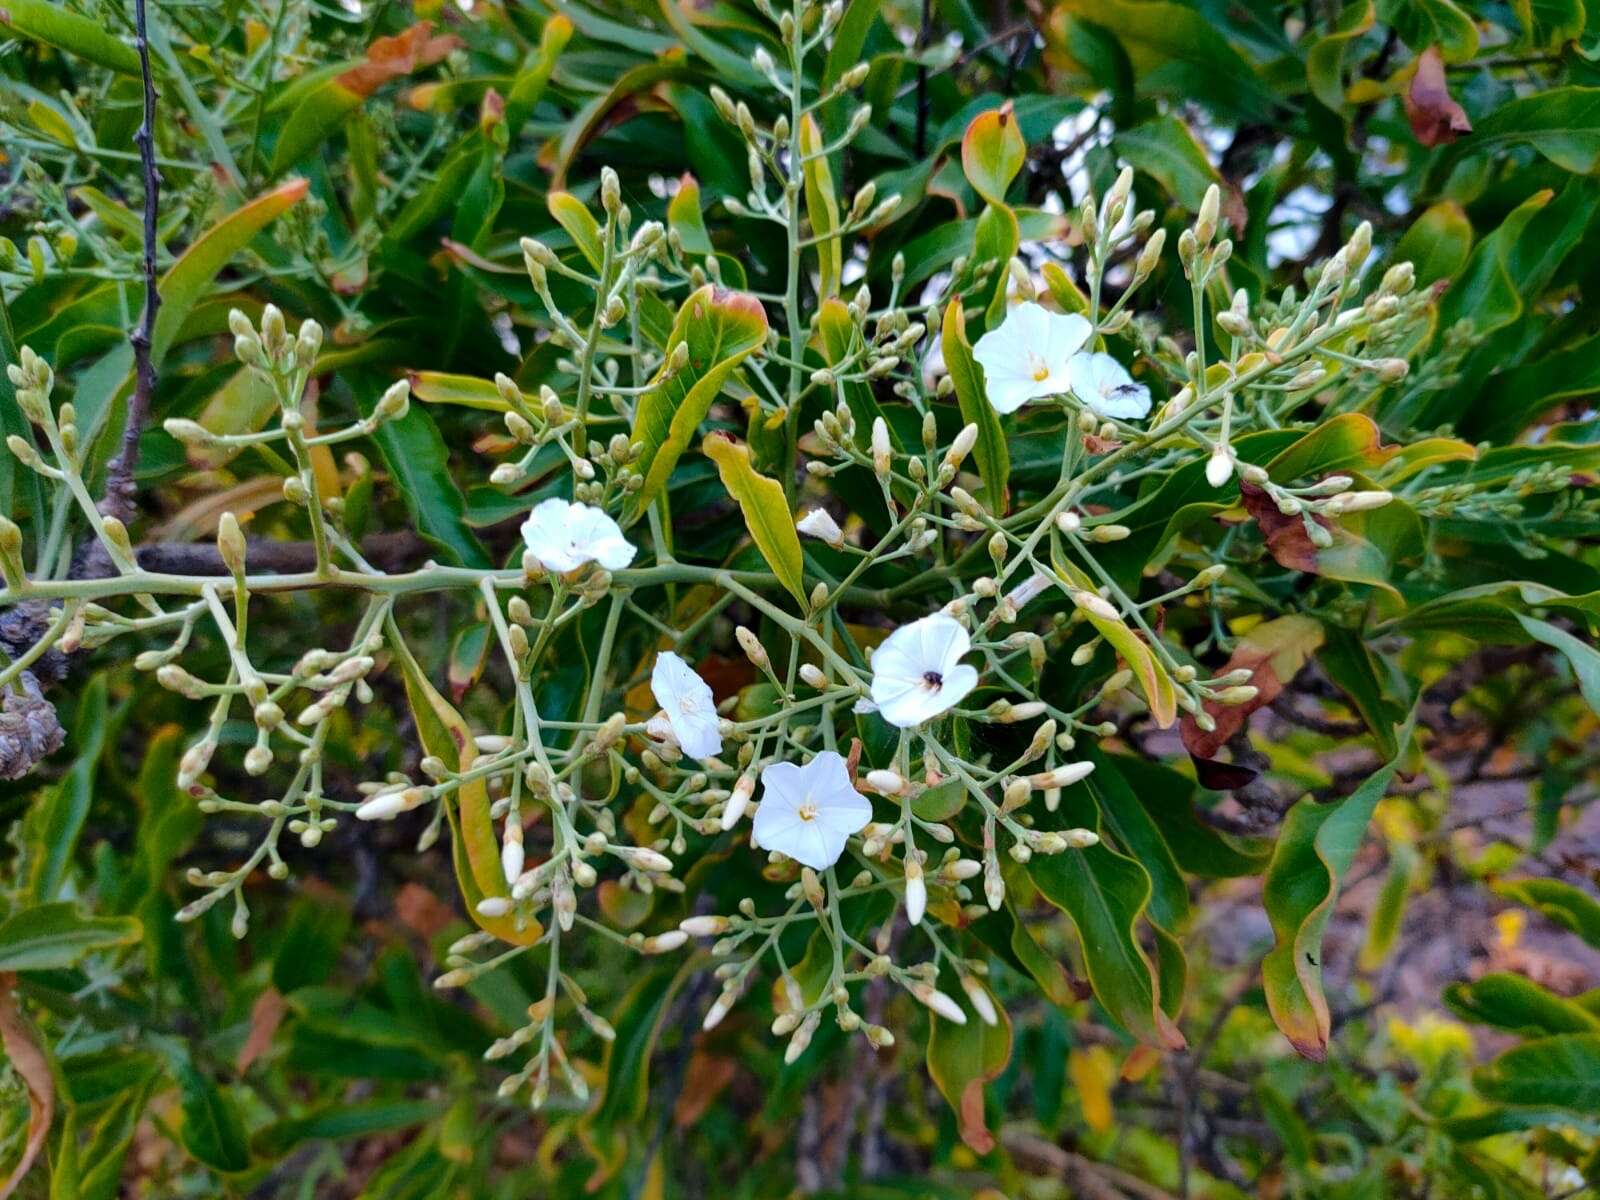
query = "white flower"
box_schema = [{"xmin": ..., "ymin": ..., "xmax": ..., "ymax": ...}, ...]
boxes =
[
  {"xmin": 752, "ymin": 750, "xmax": 872, "ymax": 871},
  {"xmin": 520, "ymin": 498, "xmax": 636, "ymax": 574},
  {"xmin": 869, "ymin": 614, "xmax": 979, "ymax": 728},
  {"xmin": 971, "ymin": 301, "xmax": 1091, "ymax": 415},
  {"xmin": 1067, "ymin": 350, "xmax": 1152, "ymax": 420},
  {"xmin": 796, "ymin": 508, "xmax": 844, "ymax": 547},
  {"xmin": 651, "ymin": 651, "xmax": 722, "ymax": 759}
]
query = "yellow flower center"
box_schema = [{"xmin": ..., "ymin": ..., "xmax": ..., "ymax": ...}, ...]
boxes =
[
  {"xmin": 797, "ymin": 801, "xmax": 818, "ymax": 822},
  {"xmin": 1029, "ymin": 354, "xmax": 1050, "ymax": 383}
]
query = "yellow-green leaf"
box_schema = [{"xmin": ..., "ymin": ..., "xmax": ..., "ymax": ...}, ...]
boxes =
[
  {"xmin": 926, "ymin": 978, "xmax": 1012, "ymax": 1154},
  {"xmin": 408, "ymin": 370, "xmax": 517, "ymax": 412},
  {"xmin": 940, "ymin": 298, "xmax": 1009, "ymax": 514},
  {"xmin": 625, "ymin": 285, "xmax": 769, "ymax": 523},
  {"xmin": 799, "ymin": 115, "xmax": 842, "ymax": 299},
  {"xmin": 388, "ymin": 625, "xmax": 540, "ymax": 947},
  {"xmin": 547, "ymin": 190, "xmax": 606, "ymax": 272},
  {"xmin": 667, "ymin": 174, "xmax": 714, "ymax": 256},
  {"xmin": 1052, "ymin": 549, "xmax": 1178, "ymax": 727},
  {"xmin": 702, "ymin": 433, "xmax": 806, "ymax": 607},
  {"xmin": 961, "ymin": 102, "xmax": 1026, "ymax": 207}
]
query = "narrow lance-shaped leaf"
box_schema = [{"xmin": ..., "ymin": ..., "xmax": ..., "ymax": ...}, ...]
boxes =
[
  {"xmin": 702, "ymin": 433, "xmax": 807, "ymax": 607},
  {"xmin": 152, "ymin": 179, "xmax": 311, "ymax": 367},
  {"xmin": 940, "ymin": 298, "xmax": 1009, "ymax": 515},
  {"xmin": 799, "ymin": 115, "xmax": 841, "ymax": 299},
  {"xmin": 547, "ymin": 190, "xmax": 607, "ymax": 273},
  {"xmin": 504, "ymin": 15, "xmax": 572, "ymax": 137},
  {"xmin": 0, "ymin": 0, "xmax": 141, "ymax": 74},
  {"xmin": 1052, "ymin": 548, "xmax": 1179, "ymax": 728},
  {"xmin": 1261, "ymin": 709, "xmax": 1416, "ymax": 1059},
  {"xmin": 388, "ymin": 626, "xmax": 541, "ymax": 947},
  {"xmin": 0, "ymin": 903, "xmax": 141, "ymax": 972},
  {"xmin": 625, "ymin": 285, "xmax": 769, "ymax": 523}
]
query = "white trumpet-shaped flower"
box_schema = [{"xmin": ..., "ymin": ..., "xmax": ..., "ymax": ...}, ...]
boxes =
[
  {"xmin": 752, "ymin": 750, "xmax": 872, "ymax": 871},
  {"xmin": 869, "ymin": 613, "xmax": 979, "ymax": 728},
  {"xmin": 971, "ymin": 301, "xmax": 1091, "ymax": 414},
  {"xmin": 520, "ymin": 498, "xmax": 636, "ymax": 573},
  {"xmin": 651, "ymin": 651, "xmax": 723, "ymax": 759},
  {"xmin": 1067, "ymin": 350, "xmax": 1152, "ymax": 420},
  {"xmin": 796, "ymin": 508, "xmax": 845, "ymax": 547}
]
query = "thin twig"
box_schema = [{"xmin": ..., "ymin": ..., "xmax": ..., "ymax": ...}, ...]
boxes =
[{"xmin": 103, "ymin": 0, "xmax": 162, "ymax": 524}]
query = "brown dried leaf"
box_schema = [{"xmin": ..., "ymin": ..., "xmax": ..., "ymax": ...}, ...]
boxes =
[
  {"xmin": 1180, "ymin": 615, "xmax": 1325, "ymax": 762},
  {"xmin": 1405, "ymin": 47, "xmax": 1472, "ymax": 148},
  {"xmin": 236, "ymin": 986, "xmax": 287, "ymax": 1072},
  {"xmin": 338, "ymin": 22, "xmax": 463, "ymax": 99},
  {"xmin": 0, "ymin": 974, "xmax": 53, "ymax": 1199}
]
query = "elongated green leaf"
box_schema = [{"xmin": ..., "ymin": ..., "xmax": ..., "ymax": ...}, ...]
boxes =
[
  {"xmin": 582, "ymin": 960, "xmax": 693, "ymax": 1184},
  {"xmin": 927, "ymin": 978, "xmax": 1012, "ymax": 1154},
  {"xmin": 940, "ymin": 298, "xmax": 1009, "ymax": 515},
  {"xmin": 1392, "ymin": 200, "xmax": 1473, "ymax": 288},
  {"xmin": 1444, "ymin": 972, "xmax": 1600, "ymax": 1037},
  {"xmin": 1262, "ymin": 710, "xmax": 1416, "ymax": 1059},
  {"xmin": 359, "ymin": 382, "xmax": 487, "ymax": 568},
  {"xmin": 1474, "ymin": 1033, "xmax": 1600, "ymax": 1111},
  {"xmin": 0, "ymin": 903, "xmax": 140, "ymax": 972},
  {"xmin": 152, "ymin": 179, "xmax": 310, "ymax": 367},
  {"xmin": 1517, "ymin": 614, "xmax": 1600, "ymax": 716},
  {"xmin": 1452, "ymin": 85, "xmax": 1600, "ymax": 173},
  {"xmin": 702, "ymin": 433, "xmax": 806, "ymax": 606},
  {"xmin": 1052, "ymin": 549, "xmax": 1179, "ymax": 727},
  {"xmin": 505, "ymin": 15, "xmax": 572, "ymax": 136},
  {"xmin": 625, "ymin": 285, "xmax": 768, "ymax": 522},
  {"xmin": 1306, "ymin": 0, "xmax": 1375, "ymax": 110},
  {"xmin": 816, "ymin": 297, "xmax": 888, "ymax": 448},
  {"xmin": 667, "ymin": 174, "xmax": 714, "ymax": 256},
  {"xmin": 1357, "ymin": 841, "xmax": 1414, "ymax": 971},
  {"xmin": 0, "ymin": 0, "xmax": 140, "ymax": 74},
  {"xmin": 408, "ymin": 370, "xmax": 514, "ymax": 411},
  {"xmin": 25, "ymin": 676, "xmax": 107, "ymax": 902},
  {"xmin": 388, "ymin": 626, "xmax": 540, "ymax": 947},
  {"xmin": 1026, "ymin": 775, "xmax": 1186, "ymax": 1050}
]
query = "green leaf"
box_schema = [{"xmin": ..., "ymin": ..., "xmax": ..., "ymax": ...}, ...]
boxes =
[
  {"xmin": 388, "ymin": 623, "xmax": 541, "ymax": 947},
  {"xmin": 1261, "ymin": 710, "xmax": 1416, "ymax": 1059},
  {"xmin": 1114, "ymin": 113, "xmax": 1224, "ymax": 213},
  {"xmin": 1026, "ymin": 775, "xmax": 1187, "ymax": 1050},
  {"xmin": 1452, "ymin": 86, "xmax": 1600, "ymax": 173},
  {"xmin": 583, "ymin": 961, "xmax": 693, "ymax": 1183},
  {"xmin": 408, "ymin": 370, "xmax": 515, "ymax": 412},
  {"xmin": 702, "ymin": 433, "xmax": 807, "ymax": 607},
  {"xmin": 152, "ymin": 179, "xmax": 310, "ymax": 367},
  {"xmin": 25, "ymin": 676, "xmax": 107, "ymax": 902},
  {"xmin": 0, "ymin": 0, "xmax": 141, "ymax": 74},
  {"xmin": 624, "ymin": 285, "xmax": 769, "ymax": 523},
  {"xmin": 358, "ymin": 380, "xmax": 488, "ymax": 568},
  {"xmin": 253, "ymin": 1100, "xmax": 443, "ymax": 1160},
  {"xmin": 1517, "ymin": 614, "xmax": 1600, "ymax": 716},
  {"xmin": 1492, "ymin": 877, "xmax": 1600, "ymax": 950},
  {"xmin": 1444, "ymin": 973, "xmax": 1600, "ymax": 1036},
  {"xmin": 165, "ymin": 1049, "xmax": 251, "ymax": 1173},
  {"xmin": 1051, "ymin": 548, "xmax": 1179, "ymax": 728},
  {"xmin": 1380, "ymin": 0, "xmax": 1479, "ymax": 60},
  {"xmin": 961, "ymin": 103, "xmax": 1026, "ymax": 207},
  {"xmin": 926, "ymin": 978, "xmax": 1012, "ymax": 1154},
  {"xmin": 940, "ymin": 298, "xmax": 1009, "ymax": 515},
  {"xmin": 816, "ymin": 297, "xmax": 889, "ymax": 446},
  {"xmin": 799, "ymin": 115, "xmax": 842, "ymax": 299},
  {"xmin": 1319, "ymin": 626, "xmax": 1407, "ymax": 756},
  {"xmin": 1391, "ymin": 200, "xmax": 1473, "ymax": 288},
  {"xmin": 1474, "ymin": 1033, "xmax": 1600, "ymax": 1111},
  {"xmin": 1360, "ymin": 844, "xmax": 1418, "ymax": 971},
  {"xmin": 0, "ymin": 903, "xmax": 141, "ymax": 972}
]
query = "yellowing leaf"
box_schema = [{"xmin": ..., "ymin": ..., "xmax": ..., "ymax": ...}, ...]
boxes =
[
  {"xmin": 1068, "ymin": 1045, "xmax": 1117, "ymax": 1133},
  {"xmin": 1052, "ymin": 549, "xmax": 1178, "ymax": 727},
  {"xmin": 388, "ymin": 626, "xmax": 540, "ymax": 947},
  {"xmin": 940, "ymin": 298, "xmax": 1009, "ymax": 514},
  {"xmin": 799, "ymin": 115, "xmax": 841, "ymax": 298},
  {"xmin": 961, "ymin": 102, "xmax": 1025, "ymax": 207},
  {"xmin": 702, "ymin": 433, "xmax": 807, "ymax": 607}
]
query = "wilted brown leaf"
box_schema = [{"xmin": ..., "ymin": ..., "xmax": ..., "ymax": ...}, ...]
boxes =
[
  {"xmin": 1180, "ymin": 614, "xmax": 1325, "ymax": 764},
  {"xmin": 0, "ymin": 974, "xmax": 53, "ymax": 1199},
  {"xmin": 1404, "ymin": 48, "xmax": 1472, "ymax": 147},
  {"xmin": 338, "ymin": 22, "xmax": 463, "ymax": 98}
]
